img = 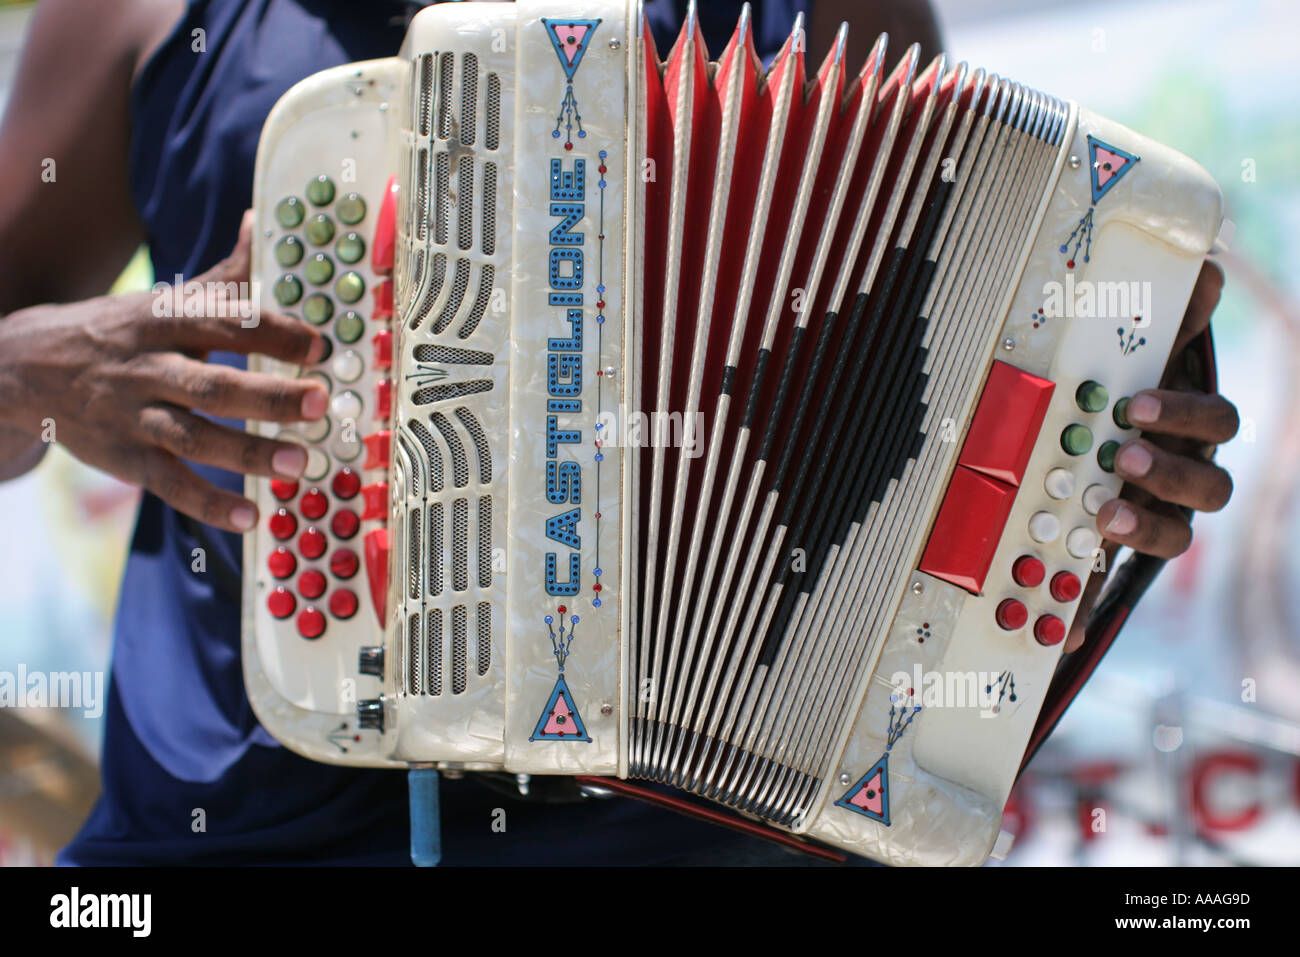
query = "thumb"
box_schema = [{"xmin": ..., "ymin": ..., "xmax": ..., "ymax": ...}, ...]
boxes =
[{"xmin": 202, "ymin": 209, "xmax": 255, "ymax": 285}]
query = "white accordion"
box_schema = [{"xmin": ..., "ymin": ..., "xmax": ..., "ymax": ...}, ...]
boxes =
[{"xmin": 242, "ymin": 0, "xmax": 1223, "ymax": 865}]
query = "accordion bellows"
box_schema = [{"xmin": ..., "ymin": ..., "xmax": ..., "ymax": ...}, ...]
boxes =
[{"xmin": 243, "ymin": 0, "xmax": 1221, "ymax": 864}]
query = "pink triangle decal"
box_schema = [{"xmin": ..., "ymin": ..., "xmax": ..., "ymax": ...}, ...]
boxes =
[
  {"xmin": 848, "ymin": 770, "xmax": 885, "ymax": 816},
  {"xmin": 550, "ymin": 23, "xmax": 590, "ymax": 66},
  {"xmin": 1093, "ymin": 146, "xmax": 1131, "ymax": 191}
]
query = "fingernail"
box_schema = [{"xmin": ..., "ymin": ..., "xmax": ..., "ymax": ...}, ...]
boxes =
[
  {"xmin": 1128, "ymin": 393, "xmax": 1161, "ymax": 425},
  {"xmin": 230, "ymin": 505, "xmax": 257, "ymax": 531},
  {"xmin": 272, "ymin": 445, "xmax": 308, "ymax": 477},
  {"xmin": 1104, "ymin": 502, "xmax": 1138, "ymax": 536},
  {"xmin": 1115, "ymin": 443, "xmax": 1153, "ymax": 477},
  {"xmin": 301, "ymin": 388, "xmax": 328, "ymax": 420},
  {"xmin": 305, "ymin": 336, "xmax": 328, "ymax": 364}
]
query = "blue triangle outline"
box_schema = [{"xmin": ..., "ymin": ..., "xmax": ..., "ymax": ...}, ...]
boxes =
[
  {"xmin": 530, "ymin": 673, "xmax": 592, "ymax": 742},
  {"xmin": 834, "ymin": 753, "xmax": 891, "ymax": 825},
  {"xmin": 541, "ymin": 18, "xmax": 602, "ymax": 83},
  {"xmin": 1087, "ymin": 135, "xmax": 1140, "ymax": 205}
]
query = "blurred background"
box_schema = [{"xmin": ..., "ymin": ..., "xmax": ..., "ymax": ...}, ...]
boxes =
[{"xmin": 0, "ymin": 0, "xmax": 1296, "ymax": 865}]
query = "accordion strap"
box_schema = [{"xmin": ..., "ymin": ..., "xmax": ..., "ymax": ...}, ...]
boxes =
[{"xmin": 1020, "ymin": 325, "xmax": 1219, "ymax": 775}]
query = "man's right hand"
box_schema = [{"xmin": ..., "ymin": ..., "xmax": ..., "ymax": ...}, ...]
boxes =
[{"xmin": 0, "ymin": 213, "xmax": 328, "ymax": 533}]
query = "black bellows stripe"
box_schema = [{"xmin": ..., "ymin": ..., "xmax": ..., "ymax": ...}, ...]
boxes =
[
  {"xmin": 756, "ymin": 179, "xmax": 955, "ymax": 667},
  {"xmin": 739, "ymin": 348, "xmax": 771, "ymax": 430}
]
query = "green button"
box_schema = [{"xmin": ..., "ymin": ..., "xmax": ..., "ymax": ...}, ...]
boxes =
[
  {"xmin": 275, "ymin": 196, "xmax": 304, "ymax": 228},
  {"xmin": 337, "ymin": 193, "xmax": 366, "ymax": 225},
  {"xmin": 305, "ymin": 253, "xmax": 334, "ymax": 286},
  {"xmin": 336, "ymin": 311, "xmax": 365, "ymax": 344},
  {"xmin": 1113, "ymin": 397, "xmax": 1133, "ymax": 429},
  {"xmin": 306, "ymin": 175, "xmax": 336, "ymax": 206},
  {"xmin": 273, "ymin": 274, "xmax": 302, "ymax": 306},
  {"xmin": 336, "ymin": 232, "xmax": 366, "ymax": 264},
  {"xmin": 274, "ymin": 235, "xmax": 303, "ymax": 267},
  {"xmin": 1075, "ymin": 380, "xmax": 1109, "ymax": 414},
  {"xmin": 305, "ymin": 214, "xmax": 335, "ymax": 246},
  {"xmin": 303, "ymin": 293, "xmax": 334, "ymax": 325},
  {"xmin": 1061, "ymin": 423, "xmax": 1093, "ymax": 456},
  {"xmin": 335, "ymin": 271, "xmax": 365, "ymax": 304},
  {"xmin": 1097, "ymin": 440, "xmax": 1120, "ymax": 473}
]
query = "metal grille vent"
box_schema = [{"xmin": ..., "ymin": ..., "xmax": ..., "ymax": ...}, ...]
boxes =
[
  {"xmin": 428, "ymin": 502, "xmax": 443, "ymax": 597},
  {"xmin": 451, "ymin": 605, "xmax": 468, "ymax": 694},
  {"xmin": 481, "ymin": 164, "xmax": 497, "ymax": 256},
  {"xmin": 451, "ymin": 499, "xmax": 469, "ymax": 593},
  {"xmin": 457, "ymin": 156, "xmax": 475, "ymax": 251},
  {"xmin": 407, "ymin": 506, "xmax": 421, "ymax": 600},
  {"xmin": 476, "ymin": 602, "xmax": 491, "ymax": 677},
  {"xmin": 458, "ymin": 265, "xmax": 493, "ymax": 340},
  {"xmin": 485, "ymin": 74, "xmax": 500, "ymax": 151},
  {"xmin": 413, "ymin": 344, "xmax": 493, "ymax": 365},
  {"xmin": 460, "ymin": 55, "xmax": 477, "ymax": 146},
  {"xmin": 407, "ymin": 613, "xmax": 420, "ymax": 693},
  {"xmin": 434, "ymin": 152, "xmax": 449, "ymax": 245},
  {"xmin": 426, "ymin": 608, "xmax": 442, "ymax": 696},
  {"xmin": 431, "ymin": 258, "xmax": 470, "ymax": 335},
  {"xmin": 477, "ymin": 497, "xmax": 492, "ymax": 588},
  {"xmin": 455, "ymin": 408, "xmax": 492, "ymax": 484},
  {"xmin": 410, "ymin": 378, "xmax": 491, "ymax": 408},
  {"xmin": 436, "ymin": 52, "xmax": 453, "ymax": 139},
  {"xmin": 417, "ymin": 54, "xmax": 433, "ymax": 138}
]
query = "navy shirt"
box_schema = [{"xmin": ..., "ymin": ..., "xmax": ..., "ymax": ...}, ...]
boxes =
[{"xmin": 60, "ymin": 0, "xmax": 811, "ymax": 866}]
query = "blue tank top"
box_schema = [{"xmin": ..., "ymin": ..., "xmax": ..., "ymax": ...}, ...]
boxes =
[{"xmin": 61, "ymin": 0, "xmax": 810, "ymax": 866}]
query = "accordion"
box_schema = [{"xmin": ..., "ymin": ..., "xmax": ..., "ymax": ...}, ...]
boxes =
[{"xmin": 242, "ymin": 0, "xmax": 1223, "ymax": 865}]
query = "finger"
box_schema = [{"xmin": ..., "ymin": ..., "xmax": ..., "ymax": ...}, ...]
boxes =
[
  {"xmin": 200, "ymin": 209, "xmax": 255, "ymax": 286},
  {"xmin": 1172, "ymin": 258, "xmax": 1224, "ymax": 356},
  {"xmin": 152, "ymin": 308, "xmax": 328, "ymax": 365},
  {"xmin": 1063, "ymin": 546, "xmax": 1118, "ymax": 653},
  {"xmin": 139, "ymin": 405, "xmax": 310, "ymax": 480},
  {"xmin": 1095, "ymin": 498, "xmax": 1193, "ymax": 559},
  {"xmin": 148, "ymin": 355, "xmax": 330, "ymax": 423},
  {"xmin": 1123, "ymin": 388, "xmax": 1239, "ymax": 444},
  {"xmin": 139, "ymin": 448, "xmax": 260, "ymax": 533},
  {"xmin": 1110, "ymin": 437, "xmax": 1234, "ymax": 512}
]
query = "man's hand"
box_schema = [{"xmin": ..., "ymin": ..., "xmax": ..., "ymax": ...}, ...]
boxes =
[
  {"xmin": 1066, "ymin": 260, "xmax": 1238, "ymax": 651},
  {"xmin": 0, "ymin": 212, "xmax": 328, "ymax": 533}
]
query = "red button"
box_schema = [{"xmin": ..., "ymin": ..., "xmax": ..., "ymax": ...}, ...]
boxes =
[
  {"xmin": 299, "ymin": 526, "xmax": 327, "ymax": 560},
  {"xmin": 270, "ymin": 479, "xmax": 299, "ymax": 501},
  {"xmin": 363, "ymin": 431, "xmax": 391, "ymax": 470},
  {"xmin": 330, "ymin": 548, "xmax": 359, "ymax": 580},
  {"xmin": 957, "ymin": 361, "xmax": 1056, "ymax": 487},
  {"xmin": 996, "ymin": 598, "xmax": 1028, "ymax": 631},
  {"xmin": 301, "ymin": 487, "xmax": 329, "ymax": 520},
  {"xmin": 364, "ymin": 528, "xmax": 390, "ymax": 626},
  {"xmin": 331, "ymin": 509, "xmax": 360, "ymax": 540},
  {"xmin": 918, "ymin": 466, "xmax": 1019, "ymax": 594},
  {"xmin": 361, "ymin": 482, "xmax": 388, "ymax": 521},
  {"xmin": 375, "ymin": 379, "xmax": 392, "ymax": 421},
  {"xmin": 297, "ymin": 606, "xmax": 326, "ymax": 640},
  {"xmin": 1034, "ymin": 614, "xmax": 1067, "ymax": 646},
  {"xmin": 1050, "ymin": 571, "xmax": 1083, "ymax": 603},
  {"xmin": 268, "ymin": 508, "xmax": 297, "ymax": 541},
  {"xmin": 371, "ymin": 174, "xmax": 398, "ymax": 275},
  {"xmin": 267, "ymin": 586, "xmax": 296, "ymax": 619},
  {"xmin": 372, "ymin": 279, "xmax": 394, "ymax": 320},
  {"xmin": 268, "ymin": 547, "xmax": 296, "ymax": 580},
  {"xmin": 1011, "ymin": 555, "xmax": 1045, "ymax": 588},
  {"xmin": 332, "ymin": 467, "xmax": 361, "ymax": 500},
  {"xmin": 299, "ymin": 569, "xmax": 327, "ymax": 600},
  {"xmin": 372, "ymin": 329, "xmax": 393, "ymax": 371},
  {"xmin": 329, "ymin": 588, "xmax": 359, "ymax": 620}
]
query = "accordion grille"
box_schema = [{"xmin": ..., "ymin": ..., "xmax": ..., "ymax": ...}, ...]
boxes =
[{"xmin": 396, "ymin": 46, "xmax": 502, "ymax": 703}]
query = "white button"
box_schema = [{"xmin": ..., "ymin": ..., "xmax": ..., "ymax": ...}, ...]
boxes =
[
  {"xmin": 298, "ymin": 415, "xmax": 329, "ymax": 442},
  {"xmin": 331, "ymin": 390, "xmax": 363, "ymax": 421},
  {"xmin": 332, "ymin": 349, "xmax": 364, "ymax": 383},
  {"xmin": 1067, "ymin": 526, "xmax": 1100, "ymax": 559},
  {"xmin": 1028, "ymin": 511, "xmax": 1061, "ymax": 543},
  {"xmin": 333, "ymin": 433, "xmax": 362, "ymax": 462},
  {"xmin": 1044, "ymin": 468, "xmax": 1075, "ymax": 500},
  {"xmin": 304, "ymin": 447, "xmax": 330, "ymax": 481},
  {"xmin": 1082, "ymin": 484, "xmax": 1112, "ymax": 515}
]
